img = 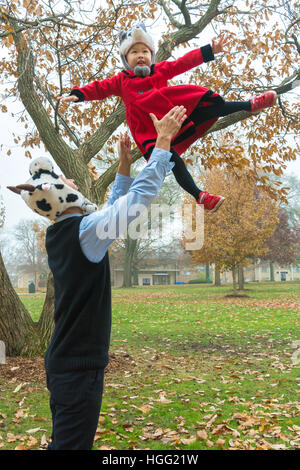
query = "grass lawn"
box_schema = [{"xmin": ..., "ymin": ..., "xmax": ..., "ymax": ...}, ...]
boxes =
[{"xmin": 0, "ymin": 281, "xmax": 299, "ymax": 451}]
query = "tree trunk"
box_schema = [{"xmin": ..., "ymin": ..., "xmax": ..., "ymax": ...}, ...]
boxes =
[
  {"xmin": 214, "ymin": 268, "xmax": 221, "ymax": 286},
  {"xmin": 0, "ymin": 250, "xmax": 40, "ymax": 356},
  {"xmin": 122, "ymin": 238, "xmax": 138, "ymax": 288},
  {"xmin": 232, "ymin": 266, "xmax": 237, "ymax": 296},
  {"xmin": 37, "ymin": 272, "xmax": 55, "ymax": 354},
  {"xmin": 238, "ymin": 265, "xmax": 244, "ymax": 290},
  {"xmin": 205, "ymin": 264, "xmax": 210, "ymax": 283},
  {"xmin": 0, "ymin": 250, "xmax": 55, "ymax": 356},
  {"xmin": 132, "ymin": 251, "xmax": 139, "ymax": 286},
  {"xmin": 270, "ymin": 261, "xmax": 275, "ymax": 281}
]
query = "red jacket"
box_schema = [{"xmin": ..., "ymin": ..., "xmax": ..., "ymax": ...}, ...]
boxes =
[{"xmin": 72, "ymin": 46, "xmax": 221, "ymax": 156}]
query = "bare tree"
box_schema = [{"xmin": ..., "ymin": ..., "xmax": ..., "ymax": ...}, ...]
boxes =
[{"xmin": 13, "ymin": 219, "xmax": 49, "ymax": 285}]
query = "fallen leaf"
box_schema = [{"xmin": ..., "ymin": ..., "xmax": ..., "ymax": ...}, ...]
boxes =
[
  {"xmin": 139, "ymin": 404, "xmax": 151, "ymax": 414},
  {"xmin": 181, "ymin": 437, "xmax": 196, "ymax": 445},
  {"xmin": 26, "ymin": 436, "xmax": 38, "ymax": 448},
  {"xmin": 216, "ymin": 438, "xmax": 226, "ymax": 448},
  {"xmin": 14, "ymin": 444, "xmax": 27, "ymax": 450},
  {"xmin": 197, "ymin": 430, "xmax": 208, "ymax": 440},
  {"xmin": 40, "ymin": 434, "xmax": 48, "ymax": 447},
  {"xmin": 26, "ymin": 427, "xmax": 43, "ymax": 434},
  {"xmin": 206, "ymin": 439, "xmax": 214, "ymax": 447},
  {"xmin": 13, "ymin": 383, "xmax": 26, "ymax": 393}
]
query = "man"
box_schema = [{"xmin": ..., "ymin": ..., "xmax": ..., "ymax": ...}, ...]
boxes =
[{"xmin": 8, "ymin": 106, "xmax": 187, "ymax": 450}]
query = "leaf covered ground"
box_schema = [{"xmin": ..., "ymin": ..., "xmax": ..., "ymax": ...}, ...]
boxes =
[{"xmin": 0, "ymin": 282, "xmax": 299, "ymax": 451}]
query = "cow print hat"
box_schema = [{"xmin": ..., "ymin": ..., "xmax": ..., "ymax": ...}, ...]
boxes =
[{"xmin": 7, "ymin": 156, "xmax": 98, "ymax": 221}]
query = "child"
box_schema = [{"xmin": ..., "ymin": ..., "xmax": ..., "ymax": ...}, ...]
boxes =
[{"xmin": 58, "ymin": 24, "xmax": 277, "ymax": 213}]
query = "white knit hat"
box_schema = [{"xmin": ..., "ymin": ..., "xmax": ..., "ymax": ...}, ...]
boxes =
[
  {"xmin": 7, "ymin": 156, "xmax": 98, "ymax": 221},
  {"xmin": 119, "ymin": 23, "xmax": 155, "ymax": 71}
]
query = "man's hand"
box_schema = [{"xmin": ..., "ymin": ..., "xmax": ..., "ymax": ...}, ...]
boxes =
[
  {"xmin": 56, "ymin": 95, "xmax": 79, "ymax": 103},
  {"xmin": 150, "ymin": 106, "xmax": 187, "ymax": 151},
  {"xmin": 117, "ymin": 132, "xmax": 132, "ymax": 177}
]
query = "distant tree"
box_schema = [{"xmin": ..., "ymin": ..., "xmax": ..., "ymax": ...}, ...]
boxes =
[
  {"xmin": 278, "ymin": 174, "xmax": 300, "ymax": 225},
  {"xmin": 261, "ymin": 209, "xmax": 300, "ymax": 280},
  {"xmin": 110, "ymin": 173, "xmax": 182, "ymax": 287},
  {"xmin": 187, "ymin": 168, "xmax": 279, "ymax": 295},
  {"xmin": 13, "ymin": 219, "xmax": 49, "ymax": 286}
]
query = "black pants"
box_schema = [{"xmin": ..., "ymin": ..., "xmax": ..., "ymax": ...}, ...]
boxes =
[
  {"xmin": 145, "ymin": 100, "xmax": 251, "ymax": 201},
  {"xmin": 46, "ymin": 368, "xmax": 105, "ymax": 450}
]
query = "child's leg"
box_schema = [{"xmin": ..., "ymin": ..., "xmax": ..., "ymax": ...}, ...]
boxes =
[
  {"xmin": 143, "ymin": 148, "xmax": 225, "ymax": 213},
  {"xmin": 170, "ymin": 150, "xmax": 202, "ymax": 201},
  {"xmin": 190, "ymin": 100, "xmax": 251, "ymax": 125},
  {"xmin": 143, "ymin": 148, "xmax": 202, "ymax": 200},
  {"xmin": 170, "ymin": 150, "xmax": 225, "ymax": 213},
  {"xmin": 190, "ymin": 89, "xmax": 277, "ymax": 125}
]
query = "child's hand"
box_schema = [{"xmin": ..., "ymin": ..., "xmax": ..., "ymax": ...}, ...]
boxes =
[
  {"xmin": 118, "ymin": 132, "xmax": 132, "ymax": 168},
  {"xmin": 56, "ymin": 95, "xmax": 79, "ymax": 103},
  {"xmin": 211, "ymin": 34, "xmax": 230, "ymax": 55}
]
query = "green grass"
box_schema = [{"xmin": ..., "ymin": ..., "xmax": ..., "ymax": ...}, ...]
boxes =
[
  {"xmin": 17, "ymin": 293, "xmax": 46, "ymax": 322},
  {"xmin": 1, "ymin": 281, "xmax": 300, "ymax": 450}
]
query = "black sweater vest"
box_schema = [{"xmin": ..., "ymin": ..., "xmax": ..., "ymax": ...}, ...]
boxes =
[{"xmin": 45, "ymin": 215, "xmax": 111, "ymax": 372}]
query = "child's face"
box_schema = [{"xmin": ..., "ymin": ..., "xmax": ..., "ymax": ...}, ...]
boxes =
[{"xmin": 126, "ymin": 42, "xmax": 152, "ymax": 69}]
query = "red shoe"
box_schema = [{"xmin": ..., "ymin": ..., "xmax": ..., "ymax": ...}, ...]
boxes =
[
  {"xmin": 247, "ymin": 91, "xmax": 277, "ymax": 114},
  {"xmin": 197, "ymin": 191, "xmax": 225, "ymax": 213}
]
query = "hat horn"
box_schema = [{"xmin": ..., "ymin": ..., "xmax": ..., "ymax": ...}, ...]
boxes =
[{"xmin": 7, "ymin": 184, "xmax": 36, "ymax": 194}]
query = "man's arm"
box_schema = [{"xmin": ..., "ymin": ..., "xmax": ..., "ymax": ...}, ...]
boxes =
[
  {"xmin": 79, "ymin": 106, "xmax": 187, "ymax": 263},
  {"xmin": 105, "ymin": 133, "xmax": 134, "ymax": 208}
]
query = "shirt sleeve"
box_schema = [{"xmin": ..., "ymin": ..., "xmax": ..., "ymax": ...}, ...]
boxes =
[
  {"xmin": 79, "ymin": 148, "xmax": 172, "ymax": 263},
  {"xmin": 105, "ymin": 173, "xmax": 135, "ymax": 207},
  {"xmin": 156, "ymin": 45, "xmax": 214, "ymax": 80},
  {"xmin": 70, "ymin": 73, "xmax": 122, "ymax": 101}
]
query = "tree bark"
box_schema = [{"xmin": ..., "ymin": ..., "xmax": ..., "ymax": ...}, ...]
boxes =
[
  {"xmin": 214, "ymin": 268, "xmax": 221, "ymax": 286},
  {"xmin": 205, "ymin": 264, "xmax": 210, "ymax": 283},
  {"xmin": 238, "ymin": 265, "xmax": 244, "ymax": 290},
  {"xmin": 232, "ymin": 265, "xmax": 237, "ymax": 296},
  {"xmin": 37, "ymin": 272, "xmax": 55, "ymax": 354},
  {"xmin": 270, "ymin": 261, "xmax": 275, "ymax": 281},
  {"xmin": 0, "ymin": 250, "xmax": 40, "ymax": 356},
  {"xmin": 122, "ymin": 237, "xmax": 138, "ymax": 288}
]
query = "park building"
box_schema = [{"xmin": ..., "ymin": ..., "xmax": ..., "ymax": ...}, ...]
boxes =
[
  {"xmin": 11, "ymin": 259, "xmax": 300, "ymax": 291},
  {"xmin": 218, "ymin": 261, "xmax": 300, "ymax": 284},
  {"xmin": 110, "ymin": 259, "xmax": 300, "ymax": 288}
]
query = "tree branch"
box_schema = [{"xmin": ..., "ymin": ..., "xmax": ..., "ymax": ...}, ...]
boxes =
[
  {"xmin": 160, "ymin": 0, "xmax": 182, "ymax": 29},
  {"xmin": 10, "ymin": 20, "xmax": 93, "ymax": 197},
  {"xmin": 76, "ymin": 100, "xmax": 126, "ymax": 165},
  {"xmin": 285, "ymin": 17, "xmax": 300, "ymax": 55},
  {"xmin": 156, "ymin": 0, "xmax": 223, "ymax": 61},
  {"xmin": 203, "ymin": 69, "xmax": 300, "ymax": 136}
]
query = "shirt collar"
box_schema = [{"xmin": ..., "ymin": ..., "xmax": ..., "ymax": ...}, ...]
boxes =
[{"xmin": 54, "ymin": 213, "xmax": 83, "ymax": 224}]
